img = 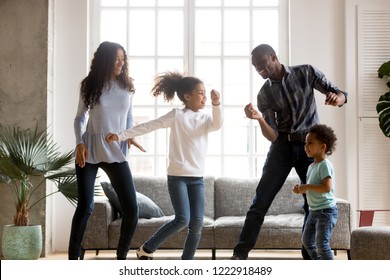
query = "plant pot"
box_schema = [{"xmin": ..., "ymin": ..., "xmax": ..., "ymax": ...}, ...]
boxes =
[{"xmin": 2, "ymin": 224, "xmax": 42, "ymax": 260}]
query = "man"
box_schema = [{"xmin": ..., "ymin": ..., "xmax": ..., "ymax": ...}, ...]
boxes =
[{"xmin": 230, "ymin": 44, "xmax": 347, "ymax": 260}]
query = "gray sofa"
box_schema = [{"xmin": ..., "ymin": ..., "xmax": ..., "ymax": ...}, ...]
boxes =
[{"xmin": 81, "ymin": 176, "xmax": 351, "ymax": 259}]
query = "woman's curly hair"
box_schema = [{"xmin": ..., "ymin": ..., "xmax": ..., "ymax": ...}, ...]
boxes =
[
  {"xmin": 308, "ymin": 124, "xmax": 337, "ymax": 155},
  {"xmin": 80, "ymin": 41, "xmax": 135, "ymax": 109}
]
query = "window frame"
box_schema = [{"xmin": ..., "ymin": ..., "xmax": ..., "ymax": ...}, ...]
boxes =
[{"xmin": 88, "ymin": 0, "xmax": 289, "ymax": 177}]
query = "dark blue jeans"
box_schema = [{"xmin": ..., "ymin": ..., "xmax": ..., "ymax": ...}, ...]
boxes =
[
  {"xmin": 302, "ymin": 206, "xmax": 338, "ymax": 260},
  {"xmin": 233, "ymin": 140, "xmax": 313, "ymax": 259},
  {"xmin": 68, "ymin": 162, "xmax": 138, "ymax": 259}
]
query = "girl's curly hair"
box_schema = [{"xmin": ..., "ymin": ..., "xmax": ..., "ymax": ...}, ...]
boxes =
[
  {"xmin": 308, "ymin": 124, "xmax": 337, "ymax": 155},
  {"xmin": 151, "ymin": 71, "xmax": 202, "ymax": 103}
]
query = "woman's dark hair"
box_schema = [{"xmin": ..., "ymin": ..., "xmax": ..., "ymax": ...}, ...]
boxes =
[
  {"xmin": 151, "ymin": 71, "xmax": 202, "ymax": 103},
  {"xmin": 80, "ymin": 41, "xmax": 135, "ymax": 108},
  {"xmin": 309, "ymin": 124, "xmax": 337, "ymax": 155}
]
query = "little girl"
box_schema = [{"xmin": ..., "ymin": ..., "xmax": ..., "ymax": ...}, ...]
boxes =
[
  {"xmin": 106, "ymin": 71, "xmax": 223, "ymax": 260},
  {"xmin": 292, "ymin": 124, "xmax": 338, "ymax": 260}
]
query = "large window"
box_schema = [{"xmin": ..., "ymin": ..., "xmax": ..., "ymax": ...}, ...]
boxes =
[{"xmin": 89, "ymin": 0, "xmax": 289, "ymax": 177}]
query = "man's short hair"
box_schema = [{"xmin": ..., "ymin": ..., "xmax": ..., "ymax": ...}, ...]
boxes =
[{"xmin": 251, "ymin": 44, "xmax": 276, "ymax": 56}]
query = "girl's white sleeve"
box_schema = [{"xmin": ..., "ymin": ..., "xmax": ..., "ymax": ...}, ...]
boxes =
[
  {"xmin": 208, "ymin": 104, "xmax": 223, "ymax": 132},
  {"xmin": 117, "ymin": 109, "xmax": 176, "ymax": 141}
]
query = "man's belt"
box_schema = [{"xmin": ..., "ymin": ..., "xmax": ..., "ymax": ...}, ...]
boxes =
[{"xmin": 277, "ymin": 131, "xmax": 308, "ymax": 142}]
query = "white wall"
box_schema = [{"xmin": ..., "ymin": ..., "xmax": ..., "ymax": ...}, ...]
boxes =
[
  {"xmin": 51, "ymin": 0, "xmax": 89, "ymax": 253},
  {"xmin": 289, "ymin": 0, "xmax": 348, "ymax": 199},
  {"xmin": 50, "ymin": 0, "xmax": 353, "ymax": 252},
  {"xmin": 344, "ymin": 0, "xmax": 359, "ymax": 219}
]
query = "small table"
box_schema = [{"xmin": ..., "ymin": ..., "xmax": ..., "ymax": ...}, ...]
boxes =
[{"xmin": 357, "ymin": 209, "xmax": 390, "ymax": 227}]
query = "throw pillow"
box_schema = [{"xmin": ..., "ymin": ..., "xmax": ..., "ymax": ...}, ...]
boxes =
[
  {"xmin": 136, "ymin": 191, "xmax": 165, "ymax": 219},
  {"xmin": 100, "ymin": 182, "xmax": 122, "ymax": 216},
  {"xmin": 100, "ymin": 182, "xmax": 164, "ymax": 219}
]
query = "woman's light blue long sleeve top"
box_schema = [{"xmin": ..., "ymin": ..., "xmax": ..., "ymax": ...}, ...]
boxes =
[{"xmin": 74, "ymin": 81, "xmax": 134, "ymax": 164}]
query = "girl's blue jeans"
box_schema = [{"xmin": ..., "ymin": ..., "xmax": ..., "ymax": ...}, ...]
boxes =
[
  {"xmin": 144, "ymin": 176, "xmax": 205, "ymax": 260},
  {"xmin": 68, "ymin": 162, "xmax": 138, "ymax": 259},
  {"xmin": 302, "ymin": 206, "xmax": 338, "ymax": 260}
]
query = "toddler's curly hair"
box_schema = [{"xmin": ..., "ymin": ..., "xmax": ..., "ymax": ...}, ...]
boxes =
[{"xmin": 308, "ymin": 124, "xmax": 337, "ymax": 155}]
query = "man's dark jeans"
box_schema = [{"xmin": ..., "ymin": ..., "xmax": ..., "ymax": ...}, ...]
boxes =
[{"xmin": 233, "ymin": 140, "xmax": 313, "ymax": 259}]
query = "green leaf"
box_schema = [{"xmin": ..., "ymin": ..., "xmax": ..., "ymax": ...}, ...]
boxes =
[
  {"xmin": 48, "ymin": 171, "xmax": 79, "ymax": 206},
  {"xmin": 378, "ymin": 60, "xmax": 390, "ymax": 81},
  {"xmin": 0, "ymin": 124, "xmax": 78, "ymax": 225},
  {"xmin": 376, "ymin": 91, "xmax": 390, "ymax": 138},
  {"xmin": 377, "ymin": 60, "xmax": 390, "ymax": 138}
]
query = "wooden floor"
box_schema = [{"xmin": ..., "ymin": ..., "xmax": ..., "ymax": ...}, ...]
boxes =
[{"xmin": 42, "ymin": 249, "xmax": 349, "ymax": 260}]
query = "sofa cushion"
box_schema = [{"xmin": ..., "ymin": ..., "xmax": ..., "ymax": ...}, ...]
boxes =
[
  {"xmin": 137, "ymin": 192, "xmax": 165, "ymax": 218},
  {"xmin": 213, "ymin": 214, "xmax": 304, "ymax": 249},
  {"xmin": 267, "ymin": 177, "xmax": 304, "ymax": 215},
  {"xmin": 214, "ymin": 214, "xmax": 304, "ymax": 229},
  {"xmin": 101, "ymin": 182, "xmax": 164, "ymax": 219},
  {"xmin": 109, "ymin": 216, "xmax": 215, "ymax": 249},
  {"xmin": 101, "ymin": 182, "xmax": 122, "ymax": 215},
  {"xmin": 214, "ymin": 176, "xmax": 303, "ymax": 218},
  {"xmin": 133, "ymin": 176, "xmax": 215, "ymax": 218}
]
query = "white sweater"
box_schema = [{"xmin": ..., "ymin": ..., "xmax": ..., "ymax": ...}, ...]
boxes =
[{"xmin": 117, "ymin": 105, "xmax": 223, "ymax": 176}]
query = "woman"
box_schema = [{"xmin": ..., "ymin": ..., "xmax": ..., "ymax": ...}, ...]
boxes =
[{"xmin": 68, "ymin": 41, "xmax": 144, "ymax": 260}]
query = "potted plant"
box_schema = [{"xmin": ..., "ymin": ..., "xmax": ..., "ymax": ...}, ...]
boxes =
[
  {"xmin": 0, "ymin": 124, "xmax": 78, "ymax": 259},
  {"xmin": 376, "ymin": 60, "xmax": 390, "ymax": 138}
]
